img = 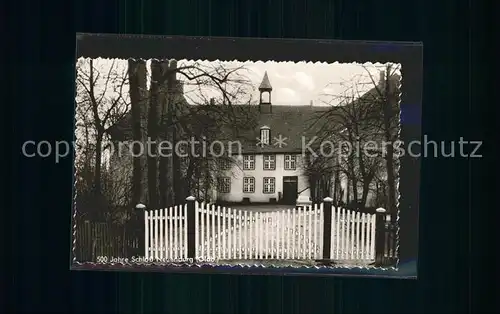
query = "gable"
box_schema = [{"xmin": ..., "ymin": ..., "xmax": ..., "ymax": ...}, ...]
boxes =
[{"xmin": 223, "ymin": 105, "xmax": 332, "ymax": 154}]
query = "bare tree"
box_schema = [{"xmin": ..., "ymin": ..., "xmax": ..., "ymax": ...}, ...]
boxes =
[
  {"xmin": 152, "ymin": 60, "xmax": 256, "ymax": 207},
  {"xmin": 127, "ymin": 60, "xmax": 148, "ymax": 206},
  {"xmin": 306, "ymin": 77, "xmax": 375, "ymax": 206},
  {"xmin": 74, "ymin": 101, "xmax": 96, "ymax": 219},
  {"xmin": 83, "ymin": 59, "xmax": 255, "ymax": 211},
  {"xmin": 361, "ymin": 64, "xmax": 401, "ymax": 218},
  {"xmin": 145, "ymin": 60, "xmax": 164, "ymax": 210},
  {"xmin": 76, "ymin": 59, "xmax": 130, "ymax": 195},
  {"xmin": 75, "ymin": 59, "xmax": 133, "ymax": 222},
  {"xmin": 108, "ymin": 59, "xmax": 258, "ymax": 209},
  {"xmin": 306, "ymin": 65, "xmax": 401, "ymax": 210}
]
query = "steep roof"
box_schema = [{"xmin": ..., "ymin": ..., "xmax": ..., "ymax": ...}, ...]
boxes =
[
  {"xmin": 219, "ymin": 105, "xmax": 331, "ymax": 154},
  {"xmin": 108, "ymin": 72, "xmax": 401, "ymax": 155},
  {"xmin": 258, "ymin": 71, "xmax": 272, "ymax": 91}
]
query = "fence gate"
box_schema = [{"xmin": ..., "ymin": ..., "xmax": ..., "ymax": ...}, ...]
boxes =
[
  {"xmin": 144, "ymin": 205, "xmax": 188, "ymax": 261},
  {"xmin": 328, "ymin": 207, "xmax": 376, "ymax": 261},
  {"xmin": 143, "ymin": 197, "xmax": 388, "ymax": 264},
  {"xmin": 195, "ymin": 202, "xmax": 324, "ymax": 260}
]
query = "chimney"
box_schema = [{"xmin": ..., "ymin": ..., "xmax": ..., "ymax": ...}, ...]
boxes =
[
  {"xmin": 210, "ymin": 98, "xmax": 215, "ymax": 105},
  {"xmin": 310, "ymin": 100, "xmax": 313, "ymax": 107}
]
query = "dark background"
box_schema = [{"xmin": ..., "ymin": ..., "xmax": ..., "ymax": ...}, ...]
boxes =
[
  {"xmin": 8, "ymin": 0, "xmax": 492, "ymax": 313},
  {"xmin": 74, "ymin": 34, "xmax": 421, "ymax": 277}
]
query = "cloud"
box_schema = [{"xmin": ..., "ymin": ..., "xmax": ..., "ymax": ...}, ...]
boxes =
[
  {"xmin": 293, "ymin": 72, "xmax": 315, "ymax": 91},
  {"xmin": 322, "ymin": 87, "xmax": 335, "ymax": 95},
  {"xmin": 276, "ymin": 88, "xmax": 298, "ymax": 103},
  {"xmin": 274, "ymin": 72, "xmax": 288, "ymax": 80}
]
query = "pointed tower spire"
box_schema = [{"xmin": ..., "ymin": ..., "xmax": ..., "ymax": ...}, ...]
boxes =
[
  {"xmin": 258, "ymin": 71, "xmax": 272, "ymax": 113},
  {"xmin": 259, "ymin": 71, "xmax": 272, "ymax": 91}
]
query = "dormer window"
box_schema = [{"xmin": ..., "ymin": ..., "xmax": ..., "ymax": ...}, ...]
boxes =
[{"xmin": 260, "ymin": 126, "xmax": 270, "ymax": 146}]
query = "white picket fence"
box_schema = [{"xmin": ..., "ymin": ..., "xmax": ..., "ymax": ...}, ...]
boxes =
[
  {"xmin": 144, "ymin": 201, "xmax": 377, "ymax": 262},
  {"xmin": 144, "ymin": 205, "xmax": 188, "ymax": 261}
]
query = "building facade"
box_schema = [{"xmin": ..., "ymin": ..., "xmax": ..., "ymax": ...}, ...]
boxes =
[
  {"xmin": 215, "ymin": 153, "xmax": 310, "ymax": 204},
  {"xmin": 213, "ymin": 72, "xmax": 341, "ymax": 204}
]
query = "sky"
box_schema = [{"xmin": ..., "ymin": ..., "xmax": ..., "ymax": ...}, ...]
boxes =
[
  {"xmin": 177, "ymin": 59, "xmax": 397, "ymax": 106},
  {"xmin": 76, "ymin": 58, "xmax": 400, "ymax": 108}
]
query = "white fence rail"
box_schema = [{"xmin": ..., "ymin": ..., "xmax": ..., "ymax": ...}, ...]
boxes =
[{"xmin": 144, "ymin": 199, "xmax": 379, "ymax": 263}]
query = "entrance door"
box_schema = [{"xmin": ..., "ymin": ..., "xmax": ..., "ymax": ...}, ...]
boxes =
[{"xmin": 282, "ymin": 176, "xmax": 298, "ymax": 205}]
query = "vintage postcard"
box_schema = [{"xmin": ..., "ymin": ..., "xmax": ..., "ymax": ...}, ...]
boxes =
[{"xmin": 71, "ymin": 34, "xmax": 422, "ymax": 278}]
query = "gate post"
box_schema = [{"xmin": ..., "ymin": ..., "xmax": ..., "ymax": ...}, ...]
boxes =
[
  {"xmin": 135, "ymin": 203, "xmax": 147, "ymax": 258},
  {"xmin": 322, "ymin": 197, "xmax": 333, "ymax": 260},
  {"xmin": 375, "ymin": 207, "xmax": 387, "ymax": 266},
  {"xmin": 186, "ymin": 196, "xmax": 196, "ymax": 260}
]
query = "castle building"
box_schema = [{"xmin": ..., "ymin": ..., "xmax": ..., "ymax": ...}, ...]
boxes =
[
  {"xmin": 108, "ymin": 66, "xmax": 397, "ymax": 208},
  {"xmin": 213, "ymin": 71, "xmax": 332, "ymax": 204}
]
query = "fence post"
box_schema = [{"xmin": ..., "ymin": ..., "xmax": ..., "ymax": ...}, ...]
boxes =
[
  {"xmin": 375, "ymin": 207, "xmax": 387, "ymax": 266},
  {"xmin": 322, "ymin": 197, "xmax": 333, "ymax": 260},
  {"xmin": 186, "ymin": 196, "xmax": 196, "ymax": 260},
  {"xmin": 135, "ymin": 203, "xmax": 146, "ymax": 258}
]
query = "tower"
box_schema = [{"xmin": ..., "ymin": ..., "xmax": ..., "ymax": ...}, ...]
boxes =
[{"xmin": 259, "ymin": 71, "xmax": 272, "ymax": 113}]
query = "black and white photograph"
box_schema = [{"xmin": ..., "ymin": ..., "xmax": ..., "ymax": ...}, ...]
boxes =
[{"xmin": 71, "ymin": 35, "xmax": 421, "ymax": 277}]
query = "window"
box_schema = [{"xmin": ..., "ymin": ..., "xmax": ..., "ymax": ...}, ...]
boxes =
[
  {"xmin": 263, "ymin": 177, "xmax": 275, "ymax": 194},
  {"xmin": 218, "ymin": 158, "xmax": 231, "ymax": 170},
  {"xmin": 284, "ymin": 154, "xmax": 297, "ymax": 170},
  {"xmin": 260, "ymin": 126, "xmax": 270, "ymax": 145},
  {"xmin": 243, "ymin": 177, "xmax": 255, "ymax": 193},
  {"xmin": 217, "ymin": 177, "xmax": 231, "ymax": 193},
  {"xmin": 243, "ymin": 155, "xmax": 255, "ymax": 170},
  {"xmin": 263, "ymin": 154, "xmax": 276, "ymax": 170}
]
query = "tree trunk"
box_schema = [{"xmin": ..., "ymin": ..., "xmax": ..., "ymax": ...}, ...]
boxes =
[
  {"xmin": 333, "ymin": 170, "xmax": 340, "ymax": 205},
  {"xmin": 186, "ymin": 159, "xmax": 195, "ymax": 196},
  {"xmin": 345, "ymin": 175, "xmax": 350, "ymax": 204},
  {"xmin": 128, "ymin": 60, "xmax": 147, "ymax": 205},
  {"xmin": 375, "ymin": 180, "xmax": 381, "ymax": 207},
  {"xmin": 384, "ymin": 183, "xmax": 388, "ymax": 209},
  {"xmin": 309, "ymin": 176, "xmax": 317, "ymax": 202},
  {"xmin": 356, "ymin": 148, "xmax": 372, "ymax": 208},
  {"xmin": 93, "ymin": 134, "xmax": 103, "ymax": 195},
  {"xmin": 127, "ymin": 59, "xmax": 147, "ymax": 257},
  {"xmin": 158, "ymin": 61, "xmax": 172, "ymax": 208},
  {"xmin": 158, "ymin": 158, "xmax": 169, "ymax": 207},
  {"xmin": 87, "ymin": 59, "xmax": 104, "ymax": 197},
  {"xmin": 381, "ymin": 65, "xmax": 397, "ymax": 220},
  {"xmin": 147, "ymin": 61, "xmax": 161, "ymax": 209},
  {"xmin": 385, "ymin": 148, "xmax": 396, "ymax": 217},
  {"xmin": 361, "ymin": 181, "xmax": 370, "ymax": 208},
  {"xmin": 162, "ymin": 65, "xmax": 175, "ymax": 205},
  {"xmin": 321, "ymin": 177, "xmax": 329, "ymax": 199},
  {"xmin": 196, "ymin": 161, "xmax": 201, "ymax": 199},
  {"xmin": 346, "ymin": 129, "xmax": 358, "ymax": 205},
  {"xmin": 203, "ymin": 158, "xmax": 210, "ymax": 201},
  {"xmin": 326, "ymin": 177, "xmax": 332, "ymax": 199},
  {"xmin": 172, "ymin": 124, "xmax": 182, "ymax": 202},
  {"xmin": 347, "ymin": 157, "xmax": 358, "ymax": 204}
]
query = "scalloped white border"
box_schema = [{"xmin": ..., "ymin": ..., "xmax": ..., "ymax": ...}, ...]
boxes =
[{"xmin": 71, "ymin": 58, "xmax": 403, "ymax": 274}]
